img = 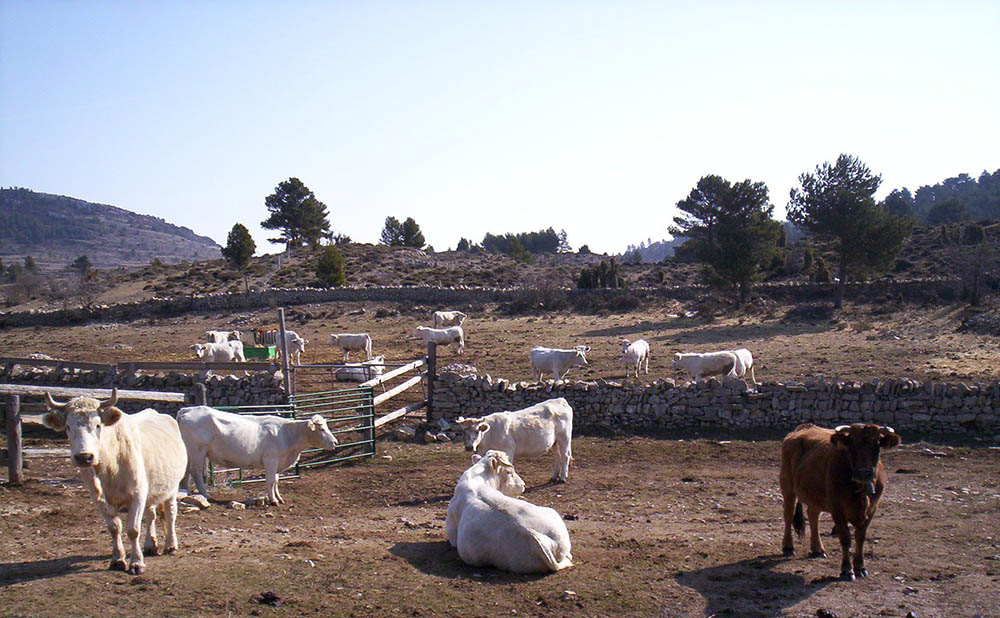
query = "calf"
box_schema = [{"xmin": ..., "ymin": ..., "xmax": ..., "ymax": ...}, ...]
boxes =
[
  {"xmin": 191, "ymin": 340, "xmax": 245, "ymax": 363},
  {"xmin": 334, "ymin": 356, "xmax": 385, "ymax": 382},
  {"xmin": 446, "ymin": 451, "xmax": 573, "ymax": 573},
  {"xmin": 42, "ymin": 389, "xmax": 187, "ymax": 575},
  {"xmin": 413, "ymin": 325, "xmax": 465, "ymax": 354},
  {"xmin": 780, "ymin": 423, "xmax": 901, "ymax": 581},
  {"xmin": 205, "ymin": 330, "xmax": 240, "ymax": 343},
  {"xmin": 621, "ymin": 338, "xmax": 650, "ymax": 378},
  {"xmin": 455, "ymin": 397, "xmax": 573, "ymax": 483},
  {"xmin": 432, "ymin": 310, "xmax": 467, "ymax": 328},
  {"xmin": 671, "ymin": 350, "xmax": 737, "ymax": 382},
  {"xmin": 177, "ymin": 406, "xmax": 338, "ymax": 505},
  {"xmin": 329, "ymin": 333, "xmax": 373, "ymax": 362},
  {"xmin": 529, "ymin": 346, "xmax": 588, "ymax": 383}
]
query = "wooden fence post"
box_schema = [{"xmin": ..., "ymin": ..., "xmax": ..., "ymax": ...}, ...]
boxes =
[
  {"xmin": 425, "ymin": 343, "xmax": 436, "ymax": 421},
  {"xmin": 195, "ymin": 382, "xmax": 207, "ymax": 406},
  {"xmin": 6, "ymin": 395, "xmax": 23, "ymax": 485},
  {"xmin": 278, "ymin": 308, "xmax": 291, "ymax": 397}
]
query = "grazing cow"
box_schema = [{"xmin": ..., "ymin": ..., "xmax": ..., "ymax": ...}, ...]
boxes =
[
  {"xmin": 205, "ymin": 330, "xmax": 240, "ymax": 343},
  {"xmin": 780, "ymin": 423, "xmax": 901, "ymax": 581},
  {"xmin": 191, "ymin": 340, "xmax": 246, "ymax": 363},
  {"xmin": 454, "ymin": 397, "xmax": 573, "ymax": 483},
  {"xmin": 329, "ymin": 333, "xmax": 373, "ymax": 362},
  {"xmin": 621, "ymin": 338, "xmax": 650, "ymax": 378},
  {"xmin": 446, "ymin": 451, "xmax": 573, "ymax": 573},
  {"xmin": 432, "ymin": 310, "xmax": 467, "ymax": 328},
  {"xmin": 41, "ymin": 389, "xmax": 187, "ymax": 575},
  {"xmin": 529, "ymin": 346, "xmax": 588, "ymax": 383},
  {"xmin": 334, "ymin": 355, "xmax": 385, "ymax": 382},
  {"xmin": 730, "ymin": 348, "xmax": 758, "ymax": 385},
  {"xmin": 413, "ymin": 326, "xmax": 465, "ymax": 355},
  {"xmin": 671, "ymin": 350, "xmax": 737, "ymax": 382},
  {"xmin": 176, "ymin": 406, "xmax": 339, "ymax": 505}
]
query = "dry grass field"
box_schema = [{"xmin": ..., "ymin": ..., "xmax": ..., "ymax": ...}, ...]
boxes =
[{"xmin": 2, "ymin": 299, "xmax": 999, "ymax": 616}]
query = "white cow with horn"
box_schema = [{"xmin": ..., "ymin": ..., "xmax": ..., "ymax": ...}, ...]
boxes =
[{"xmin": 42, "ymin": 388, "xmax": 187, "ymax": 575}]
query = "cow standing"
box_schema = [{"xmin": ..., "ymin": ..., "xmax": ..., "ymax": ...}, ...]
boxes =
[
  {"xmin": 42, "ymin": 389, "xmax": 187, "ymax": 575},
  {"xmin": 780, "ymin": 423, "xmax": 901, "ymax": 580}
]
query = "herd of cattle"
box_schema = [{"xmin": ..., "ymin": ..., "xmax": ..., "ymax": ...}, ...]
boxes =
[{"xmin": 34, "ymin": 307, "xmax": 900, "ymax": 582}]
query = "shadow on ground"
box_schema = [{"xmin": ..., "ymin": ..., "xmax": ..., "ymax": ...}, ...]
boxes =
[
  {"xmin": 389, "ymin": 540, "xmax": 550, "ymax": 584},
  {"xmin": 675, "ymin": 553, "xmax": 837, "ymax": 617},
  {"xmin": 0, "ymin": 554, "xmax": 106, "ymax": 587}
]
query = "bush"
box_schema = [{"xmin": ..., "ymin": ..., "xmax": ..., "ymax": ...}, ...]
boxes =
[
  {"xmin": 570, "ymin": 289, "xmax": 642, "ymax": 314},
  {"xmin": 784, "ymin": 302, "xmax": 835, "ymax": 322},
  {"xmin": 315, "ymin": 246, "xmax": 346, "ymax": 287},
  {"xmin": 499, "ymin": 286, "xmax": 568, "ymax": 315}
]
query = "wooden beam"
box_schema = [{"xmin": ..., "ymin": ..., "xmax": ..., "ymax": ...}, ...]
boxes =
[
  {"xmin": 0, "ymin": 384, "xmax": 187, "ymax": 403},
  {"xmin": 360, "ymin": 358, "xmax": 426, "ymax": 388},
  {"xmin": 373, "ymin": 400, "xmax": 427, "ymax": 428},
  {"xmin": 372, "ymin": 373, "xmax": 424, "ymax": 407},
  {"xmin": 6, "ymin": 395, "xmax": 23, "ymax": 485},
  {"xmin": 125, "ymin": 361, "xmax": 277, "ymax": 372},
  {"xmin": 0, "ymin": 357, "xmax": 116, "ymax": 372}
]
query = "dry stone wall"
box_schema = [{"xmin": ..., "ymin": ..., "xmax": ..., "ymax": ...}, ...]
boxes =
[{"xmin": 432, "ymin": 373, "xmax": 1000, "ymax": 437}]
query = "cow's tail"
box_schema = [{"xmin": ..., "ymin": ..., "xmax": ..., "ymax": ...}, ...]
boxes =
[
  {"xmin": 527, "ymin": 530, "xmax": 572, "ymax": 572},
  {"xmin": 792, "ymin": 501, "xmax": 805, "ymax": 537}
]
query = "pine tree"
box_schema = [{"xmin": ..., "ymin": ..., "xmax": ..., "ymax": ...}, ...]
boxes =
[
  {"xmin": 261, "ymin": 178, "xmax": 331, "ymax": 251},
  {"xmin": 221, "ymin": 223, "xmax": 256, "ymax": 292},
  {"xmin": 315, "ymin": 245, "xmax": 346, "ymax": 287}
]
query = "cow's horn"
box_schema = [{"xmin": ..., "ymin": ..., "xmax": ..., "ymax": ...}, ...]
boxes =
[
  {"xmin": 495, "ymin": 452, "xmax": 513, "ymax": 467},
  {"xmin": 880, "ymin": 425, "xmax": 896, "ymax": 435},
  {"xmin": 45, "ymin": 392, "xmax": 68, "ymax": 409},
  {"xmin": 99, "ymin": 387, "xmax": 119, "ymax": 410},
  {"xmin": 834, "ymin": 425, "xmax": 851, "ymax": 433}
]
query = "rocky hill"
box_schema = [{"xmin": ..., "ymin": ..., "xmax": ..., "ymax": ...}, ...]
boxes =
[{"xmin": 0, "ymin": 188, "xmax": 220, "ymax": 270}]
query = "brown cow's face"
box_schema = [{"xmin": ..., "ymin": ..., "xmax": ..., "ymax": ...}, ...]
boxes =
[{"xmin": 831, "ymin": 424, "xmax": 901, "ymax": 494}]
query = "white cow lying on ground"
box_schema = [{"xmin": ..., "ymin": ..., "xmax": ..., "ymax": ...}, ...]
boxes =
[
  {"xmin": 42, "ymin": 389, "xmax": 187, "ymax": 575},
  {"xmin": 334, "ymin": 355, "xmax": 385, "ymax": 382},
  {"xmin": 455, "ymin": 397, "xmax": 573, "ymax": 483},
  {"xmin": 413, "ymin": 325, "xmax": 465, "ymax": 354},
  {"xmin": 176, "ymin": 406, "xmax": 338, "ymax": 505},
  {"xmin": 446, "ymin": 450, "xmax": 573, "ymax": 574},
  {"xmin": 671, "ymin": 350, "xmax": 737, "ymax": 382},
  {"xmin": 730, "ymin": 348, "xmax": 758, "ymax": 385},
  {"xmin": 329, "ymin": 333, "xmax": 373, "ymax": 362},
  {"xmin": 529, "ymin": 346, "xmax": 588, "ymax": 383},
  {"xmin": 432, "ymin": 310, "xmax": 467, "ymax": 328},
  {"xmin": 205, "ymin": 330, "xmax": 240, "ymax": 343},
  {"xmin": 191, "ymin": 340, "xmax": 246, "ymax": 362},
  {"xmin": 621, "ymin": 338, "xmax": 650, "ymax": 378}
]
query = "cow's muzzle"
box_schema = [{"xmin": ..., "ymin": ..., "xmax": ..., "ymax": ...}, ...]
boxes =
[
  {"xmin": 465, "ymin": 445, "xmax": 474, "ymax": 452},
  {"xmin": 74, "ymin": 452, "xmax": 95, "ymax": 467},
  {"xmin": 852, "ymin": 469, "xmax": 876, "ymax": 495}
]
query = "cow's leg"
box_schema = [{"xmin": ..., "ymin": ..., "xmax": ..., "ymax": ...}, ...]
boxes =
[
  {"xmin": 142, "ymin": 504, "xmax": 160, "ymax": 556},
  {"xmin": 191, "ymin": 452, "xmax": 211, "ymax": 499},
  {"xmin": 100, "ymin": 506, "xmax": 127, "ymax": 571},
  {"xmin": 125, "ymin": 495, "xmax": 148, "ymax": 575},
  {"xmin": 162, "ymin": 498, "xmax": 180, "ymax": 554},
  {"xmin": 643, "ymin": 354, "xmax": 649, "ymax": 374},
  {"xmin": 806, "ymin": 504, "xmax": 826, "ymax": 557},
  {"xmin": 553, "ymin": 440, "xmax": 571, "ymax": 483},
  {"xmin": 780, "ymin": 485, "xmax": 796, "ymax": 555},
  {"xmin": 343, "ymin": 350, "xmax": 350, "ymax": 362},
  {"xmin": 834, "ymin": 515, "xmax": 854, "ymax": 580},
  {"xmin": 852, "ymin": 520, "xmax": 869, "ymax": 578},
  {"xmin": 264, "ymin": 459, "xmax": 282, "ymax": 505}
]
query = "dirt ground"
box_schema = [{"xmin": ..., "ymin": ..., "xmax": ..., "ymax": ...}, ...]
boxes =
[{"xmin": 1, "ymin": 437, "xmax": 998, "ymax": 617}]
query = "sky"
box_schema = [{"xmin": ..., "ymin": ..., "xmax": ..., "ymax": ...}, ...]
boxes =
[{"xmin": 1, "ymin": 1, "xmax": 998, "ymax": 256}]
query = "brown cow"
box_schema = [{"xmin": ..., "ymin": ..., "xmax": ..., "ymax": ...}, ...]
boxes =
[{"xmin": 779, "ymin": 422, "xmax": 901, "ymax": 581}]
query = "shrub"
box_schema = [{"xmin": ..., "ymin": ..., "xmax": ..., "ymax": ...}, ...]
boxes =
[{"xmin": 315, "ymin": 246, "xmax": 346, "ymax": 287}]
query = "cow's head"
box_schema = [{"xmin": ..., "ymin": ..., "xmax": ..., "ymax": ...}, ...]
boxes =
[
  {"xmin": 191, "ymin": 343, "xmax": 207, "ymax": 359},
  {"xmin": 228, "ymin": 331, "xmax": 241, "ymax": 341},
  {"xmin": 831, "ymin": 424, "xmax": 901, "ymax": 495},
  {"xmin": 472, "ymin": 450, "xmax": 524, "ymax": 497},
  {"xmin": 455, "ymin": 416, "xmax": 491, "ymax": 452},
  {"xmin": 306, "ymin": 415, "xmax": 339, "ymax": 450},
  {"xmin": 412, "ymin": 326, "xmax": 429, "ymax": 340},
  {"xmin": 42, "ymin": 389, "xmax": 123, "ymax": 468},
  {"xmin": 621, "ymin": 339, "xmax": 632, "ymax": 354}
]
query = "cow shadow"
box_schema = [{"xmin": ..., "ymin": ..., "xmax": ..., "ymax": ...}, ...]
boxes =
[
  {"xmin": 394, "ymin": 481, "xmax": 556, "ymax": 508},
  {"xmin": 653, "ymin": 320, "xmax": 834, "ymax": 346},
  {"xmin": 675, "ymin": 553, "xmax": 837, "ymax": 617},
  {"xmin": 389, "ymin": 540, "xmax": 549, "ymax": 584},
  {"xmin": 0, "ymin": 554, "xmax": 106, "ymax": 587},
  {"xmin": 578, "ymin": 320, "xmax": 676, "ymax": 338}
]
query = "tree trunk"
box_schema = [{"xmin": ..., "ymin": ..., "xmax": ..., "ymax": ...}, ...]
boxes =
[
  {"xmin": 243, "ymin": 273, "xmax": 250, "ymax": 294},
  {"xmin": 835, "ymin": 258, "xmax": 848, "ymax": 309}
]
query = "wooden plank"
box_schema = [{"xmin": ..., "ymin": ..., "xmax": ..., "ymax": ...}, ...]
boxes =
[
  {"xmin": 126, "ymin": 361, "xmax": 276, "ymax": 371},
  {"xmin": 360, "ymin": 358, "xmax": 426, "ymax": 388},
  {"xmin": 279, "ymin": 308, "xmax": 291, "ymax": 396},
  {"xmin": 373, "ymin": 400, "xmax": 427, "ymax": 429},
  {"xmin": 372, "ymin": 373, "xmax": 424, "ymax": 407},
  {"xmin": 0, "ymin": 384, "xmax": 187, "ymax": 403},
  {"xmin": 6, "ymin": 395, "xmax": 23, "ymax": 485},
  {"xmin": 0, "ymin": 357, "xmax": 115, "ymax": 372}
]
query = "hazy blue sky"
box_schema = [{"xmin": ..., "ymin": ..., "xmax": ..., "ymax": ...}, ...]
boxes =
[{"xmin": 2, "ymin": 1, "xmax": 997, "ymax": 255}]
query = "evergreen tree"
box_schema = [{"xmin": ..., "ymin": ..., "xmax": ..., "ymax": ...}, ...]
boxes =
[
  {"xmin": 456, "ymin": 237, "xmax": 471, "ymax": 251},
  {"xmin": 221, "ymin": 223, "xmax": 256, "ymax": 292},
  {"xmin": 71, "ymin": 255, "xmax": 92, "ymax": 274},
  {"xmin": 23, "ymin": 255, "xmax": 37, "ymax": 272},
  {"xmin": 315, "ymin": 245, "xmax": 346, "ymax": 287},
  {"xmin": 380, "ymin": 216, "xmax": 404, "ymax": 246},
  {"xmin": 261, "ymin": 178, "xmax": 330, "ymax": 250},
  {"xmin": 400, "ymin": 217, "xmax": 425, "ymax": 248}
]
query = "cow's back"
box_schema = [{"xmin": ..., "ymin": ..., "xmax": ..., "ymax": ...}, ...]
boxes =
[
  {"xmin": 177, "ymin": 406, "xmax": 272, "ymax": 468},
  {"xmin": 488, "ymin": 398, "xmax": 572, "ymax": 457},
  {"xmin": 132, "ymin": 410, "xmax": 187, "ymax": 503}
]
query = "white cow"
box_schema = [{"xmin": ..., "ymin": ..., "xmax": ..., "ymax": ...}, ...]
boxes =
[
  {"xmin": 621, "ymin": 338, "xmax": 650, "ymax": 378},
  {"xmin": 432, "ymin": 310, "xmax": 467, "ymax": 328},
  {"xmin": 334, "ymin": 355, "xmax": 385, "ymax": 382},
  {"xmin": 42, "ymin": 389, "xmax": 187, "ymax": 575},
  {"xmin": 191, "ymin": 340, "xmax": 246, "ymax": 362},
  {"xmin": 205, "ymin": 330, "xmax": 240, "ymax": 343},
  {"xmin": 176, "ymin": 406, "xmax": 339, "ymax": 505},
  {"xmin": 329, "ymin": 333, "xmax": 373, "ymax": 362},
  {"xmin": 413, "ymin": 325, "xmax": 465, "ymax": 355},
  {"xmin": 285, "ymin": 333, "xmax": 307, "ymax": 365},
  {"xmin": 671, "ymin": 351, "xmax": 738, "ymax": 382},
  {"xmin": 446, "ymin": 451, "xmax": 573, "ymax": 574},
  {"xmin": 454, "ymin": 397, "xmax": 573, "ymax": 483},
  {"xmin": 529, "ymin": 346, "xmax": 588, "ymax": 383},
  {"xmin": 730, "ymin": 348, "xmax": 758, "ymax": 385}
]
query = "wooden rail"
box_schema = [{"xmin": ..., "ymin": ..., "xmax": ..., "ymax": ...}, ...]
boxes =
[
  {"xmin": 1, "ymin": 357, "xmax": 115, "ymax": 372},
  {"xmin": 360, "ymin": 358, "xmax": 426, "ymax": 388},
  {"xmin": 373, "ymin": 400, "xmax": 427, "ymax": 429},
  {"xmin": 1, "ymin": 357, "xmax": 280, "ymax": 374},
  {"xmin": 0, "ymin": 384, "xmax": 186, "ymax": 402},
  {"xmin": 373, "ymin": 373, "xmax": 425, "ymax": 407}
]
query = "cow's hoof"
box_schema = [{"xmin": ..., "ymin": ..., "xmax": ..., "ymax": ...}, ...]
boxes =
[
  {"xmin": 854, "ymin": 567, "xmax": 868, "ymax": 578},
  {"xmin": 808, "ymin": 551, "xmax": 827, "ymax": 559},
  {"xmin": 143, "ymin": 544, "xmax": 161, "ymax": 556},
  {"xmin": 840, "ymin": 570, "xmax": 856, "ymax": 582},
  {"xmin": 164, "ymin": 545, "xmax": 178, "ymax": 555},
  {"xmin": 550, "ymin": 477, "xmax": 567, "ymax": 484},
  {"xmin": 128, "ymin": 563, "xmax": 146, "ymax": 575},
  {"xmin": 109, "ymin": 559, "xmax": 127, "ymax": 572},
  {"xmin": 782, "ymin": 547, "xmax": 795, "ymax": 557}
]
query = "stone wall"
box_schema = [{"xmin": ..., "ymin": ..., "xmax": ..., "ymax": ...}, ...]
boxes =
[
  {"xmin": 3, "ymin": 367, "xmax": 287, "ymax": 415},
  {"xmin": 431, "ymin": 373, "xmax": 1000, "ymax": 437}
]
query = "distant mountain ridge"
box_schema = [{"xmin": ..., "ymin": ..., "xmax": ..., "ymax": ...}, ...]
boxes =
[{"xmin": 0, "ymin": 188, "xmax": 220, "ymax": 270}]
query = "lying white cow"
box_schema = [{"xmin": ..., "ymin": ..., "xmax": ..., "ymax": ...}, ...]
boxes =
[
  {"xmin": 42, "ymin": 389, "xmax": 187, "ymax": 575},
  {"xmin": 621, "ymin": 338, "xmax": 650, "ymax": 378},
  {"xmin": 191, "ymin": 340, "xmax": 245, "ymax": 362},
  {"xmin": 414, "ymin": 325, "xmax": 465, "ymax": 354},
  {"xmin": 672, "ymin": 350, "xmax": 737, "ymax": 382},
  {"xmin": 529, "ymin": 346, "xmax": 588, "ymax": 383},
  {"xmin": 329, "ymin": 333, "xmax": 373, "ymax": 362},
  {"xmin": 334, "ymin": 355, "xmax": 385, "ymax": 382},
  {"xmin": 432, "ymin": 310, "xmax": 467, "ymax": 328},
  {"xmin": 455, "ymin": 397, "xmax": 573, "ymax": 483},
  {"xmin": 446, "ymin": 451, "xmax": 573, "ymax": 573},
  {"xmin": 177, "ymin": 406, "xmax": 339, "ymax": 505},
  {"xmin": 205, "ymin": 330, "xmax": 240, "ymax": 343},
  {"xmin": 730, "ymin": 348, "xmax": 758, "ymax": 385}
]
